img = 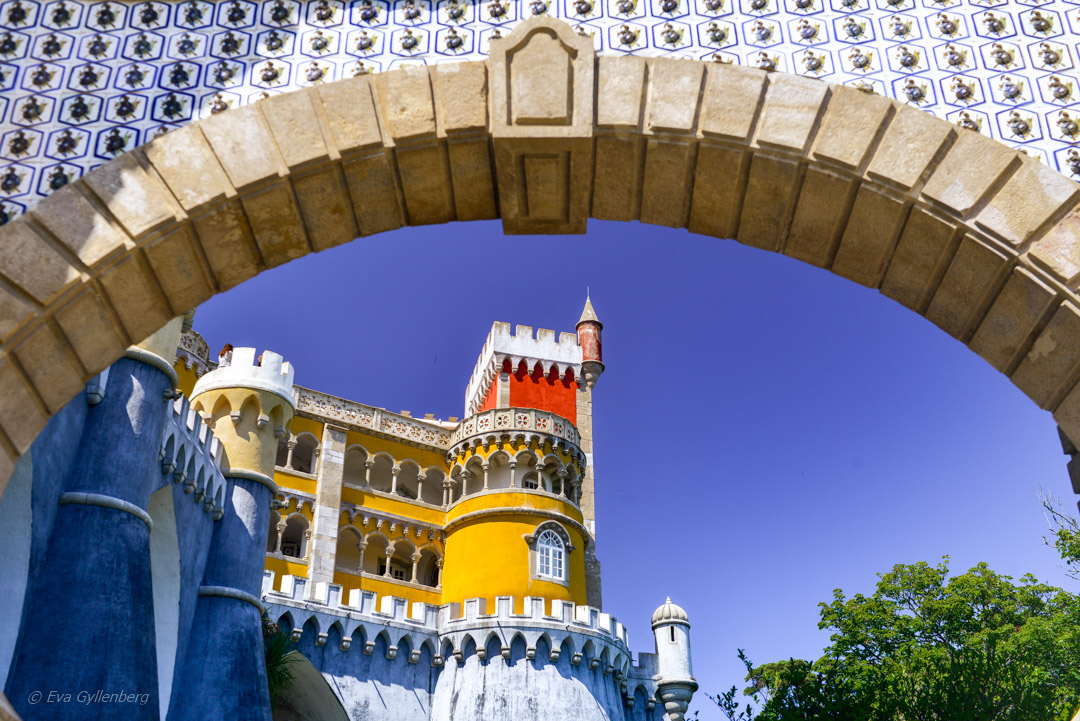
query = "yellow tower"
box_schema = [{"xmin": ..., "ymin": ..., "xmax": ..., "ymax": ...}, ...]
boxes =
[
  {"xmin": 439, "ymin": 414, "xmax": 591, "ymax": 612},
  {"xmin": 189, "ymin": 347, "xmax": 295, "ymax": 483}
]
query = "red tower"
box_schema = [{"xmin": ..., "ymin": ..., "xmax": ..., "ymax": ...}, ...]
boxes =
[{"xmin": 576, "ymin": 295, "xmax": 604, "ymax": 390}]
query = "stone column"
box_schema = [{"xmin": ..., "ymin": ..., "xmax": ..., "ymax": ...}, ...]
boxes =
[
  {"xmin": 275, "ymin": 518, "xmax": 286, "ymax": 553},
  {"xmin": 169, "ymin": 347, "xmax": 295, "ymax": 721},
  {"xmin": 383, "ymin": 548, "xmax": 394, "ymax": 578},
  {"xmin": 436, "ymin": 559, "xmax": 443, "ymax": 590},
  {"xmin": 390, "ymin": 467, "xmax": 399, "ymax": 495},
  {"xmin": 481, "ymin": 462, "xmax": 489, "ymax": 491},
  {"xmin": 411, "ymin": 552, "xmax": 420, "ymax": 583},
  {"xmin": 443, "ymin": 479, "xmax": 452, "ymax": 507},
  {"xmin": 6, "ymin": 319, "xmax": 184, "ymax": 721},
  {"xmin": 356, "ymin": 541, "xmax": 366, "ymax": 572},
  {"xmin": 284, "ymin": 438, "xmax": 296, "ymax": 470},
  {"xmin": 305, "ymin": 425, "xmax": 346, "ymax": 598},
  {"xmin": 417, "ymin": 474, "xmax": 425, "ymax": 502},
  {"xmin": 508, "ymin": 461, "xmax": 517, "ymax": 488}
]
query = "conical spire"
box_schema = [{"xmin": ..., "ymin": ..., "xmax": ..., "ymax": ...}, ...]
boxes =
[{"xmin": 577, "ymin": 294, "xmax": 602, "ymax": 328}]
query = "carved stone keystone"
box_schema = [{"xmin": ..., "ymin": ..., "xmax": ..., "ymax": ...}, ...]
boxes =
[{"xmin": 489, "ymin": 16, "xmax": 595, "ymax": 234}]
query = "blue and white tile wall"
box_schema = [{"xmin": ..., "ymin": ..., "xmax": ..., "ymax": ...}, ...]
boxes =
[{"xmin": 0, "ymin": 0, "xmax": 1078, "ymax": 223}]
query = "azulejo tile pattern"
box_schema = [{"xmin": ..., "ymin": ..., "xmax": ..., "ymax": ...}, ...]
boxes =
[{"xmin": 0, "ymin": 0, "xmax": 1078, "ymax": 223}]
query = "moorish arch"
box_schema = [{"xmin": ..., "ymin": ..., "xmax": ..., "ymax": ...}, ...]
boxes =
[{"xmin": 0, "ymin": 14, "xmax": 1079, "ymax": 510}]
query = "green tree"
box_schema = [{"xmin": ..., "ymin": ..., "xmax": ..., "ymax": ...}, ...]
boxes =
[
  {"xmin": 262, "ymin": 614, "xmax": 298, "ymax": 708},
  {"xmin": 707, "ymin": 558, "xmax": 1080, "ymax": 721},
  {"xmin": 1042, "ymin": 491, "xmax": 1080, "ymax": 580}
]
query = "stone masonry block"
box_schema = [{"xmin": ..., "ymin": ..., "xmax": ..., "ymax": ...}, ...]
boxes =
[
  {"xmin": 259, "ymin": 89, "xmax": 330, "ymax": 170},
  {"xmin": 53, "ymin": 285, "xmax": 127, "ymax": 376},
  {"xmin": 597, "ymin": 56, "xmax": 646, "ymax": 129},
  {"xmin": 867, "ymin": 105, "xmax": 954, "ymax": 191},
  {"xmin": 811, "ymin": 87, "xmax": 894, "ymax": 170},
  {"xmin": 880, "ymin": 206, "xmax": 958, "ymax": 311},
  {"xmin": 970, "ymin": 266, "xmax": 1056, "ymax": 372},
  {"xmin": 1052, "ymin": 381, "xmax": 1080, "ymax": 449},
  {"xmin": 646, "ymin": 59, "xmax": 704, "ymax": 134},
  {"xmin": 446, "ymin": 140, "xmax": 497, "ymax": 221},
  {"xmin": 699, "ymin": 64, "xmax": 767, "ymax": 142},
  {"xmin": 189, "ymin": 201, "xmax": 260, "ymax": 291},
  {"xmin": 199, "ymin": 104, "xmax": 286, "ymax": 189},
  {"xmin": 239, "ymin": 184, "xmax": 309, "ymax": 268},
  {"xmin": 374, "ymin": 66, "xmax": 437, "ymax": 142},
  {"xmin": 755, "ymin": 73, "xmax": 830, "ymax": 153},
  {"xmin": 395, "ymin": 144, "xmax": 455, "ymax": 226},
  {"xmin": 341, "ymin": 151, "xmax": 405, "ymax": 236},
  {"xmin": 31, "ymin": 184, "xmax": 129, "ymax": 268},
  {"xmin": 13, "ymin": 322, "xmax": 85, "ymax": 414},
  {"xmin": 431, "ymin": 61, "xmax": 488, "ymax": 134},
  {"xmin": 592, "ymin": 136, "xmax": 642, "ymax": 221},
  {"xmin": 317, "ymin": 76, "xmax": 384, "ymax": 153},
  {"xmin": 831, "ymin": 185, "xmax": 907, "ymax": 287},
  {"xmin": 925, "ymin": 235, "xmax": 1009, "ymax": 340},
  {"xmin": 976, "ymin": 158, "xmax": 1079, "ymax": 248},
  {"xmin": 0, "ymin": 286, "xmax": 33, "ymax": 343},
  {"xmin": 83, "ymin": 151, "xmax": 177, "ymax": 241},
  {"xmin": 640, "ymin": 139, "xmax": 695, "ymax": 228},
  {"xmin": 922, "ymin": 130, "xmax": 1017, "ymax": 217},
  {"xmin": 98, "ymin": 254, "xmax": 171, "ymax": 344},
  {"xmin": 290, "ymin": 167, "xmax": 360, "ymax": 251},
  {"xmin": 143, "ymin": 125, "xmax": 233, "ymax": 210},
  {"xmin": 785, "ymin": 167, "xmax": 856, "ymax": 268},
  {"xmin": 738, "ymin": 154, "xmax": 800, "ymax": 250},
  {"xmin": 142, "ymin": 225, "xmax": 214, "ymax": 313},
  {"xmin": 0, "ymin": 219, "xmax": 79, "ymax": 305},
  {"xmin": 688, "ymin": 143, "xmax": 746, "ymax": 240},
  {"xmin": 1030, "ymin": 207, "xmax": 1080, "ymax": 284},
  {"xmin": 1012, "ymin": 301, "xmax": 1080, "ymax": 408},
  {"xmin": 0, "ymin": 356, "xmax": 48, "ymax": 453}
]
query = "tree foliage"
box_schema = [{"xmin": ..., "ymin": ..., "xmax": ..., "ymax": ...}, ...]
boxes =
[
  {"xmin": 263, "ymin": 615, "xmax": 298, "ymax": 708},
  {"xmin": 707, "ymin": 558, "xmax": 1080, "ymax": 721}
]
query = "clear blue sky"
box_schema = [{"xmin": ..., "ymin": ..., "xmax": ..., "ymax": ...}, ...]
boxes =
[{"xmin": 195, "ymin": 219, "xmax": 1076, "ymax": 719}]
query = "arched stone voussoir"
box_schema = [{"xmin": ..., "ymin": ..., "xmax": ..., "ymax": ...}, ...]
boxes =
[{"xmin": 1, "ymin": 15, "xmax": 1080, "ymax": 499}]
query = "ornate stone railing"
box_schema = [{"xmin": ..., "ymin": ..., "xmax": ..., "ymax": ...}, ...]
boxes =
[
  {"xmin": 451, "ymin": 408, "xmax": 580, "ymax": 447},
  {"xmin": 294, "ymin": 387, "xmax": 454, "ymax": 450}
]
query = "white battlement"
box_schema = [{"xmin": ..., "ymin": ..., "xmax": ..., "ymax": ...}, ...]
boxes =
[
  {"xmin": 159, "ymin": 394, "xmax": 227, "ymax": 517},
  {"xmin": 191, "ymin": 347, "xmax": 295, "ymax": 408},
  {"xmin": 262, "ymin": 572, "xmax": 629, "ymax": 648},
  {"xmin": 464, "ymin": 322, "xmax": 583, "ymax": 416},
  {"xmin": 261, "ymin": 571, "xmax": 663, "ymax": 701}
]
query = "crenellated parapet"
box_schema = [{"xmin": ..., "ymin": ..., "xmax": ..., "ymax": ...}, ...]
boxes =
[
  {"xmin": 464, "ymin": 323, "xmax": 583, "ymax": 417},
  {"xmin": 160, "ymin": 394, "xmax": 227, "ymax": 519},
  {"xmin": 190, "ymin": 347, "xmax": 295, "ymax": 483},
  {"xmin": 261, "ymin": 570, "xmax": 666, "ymax": 714}
]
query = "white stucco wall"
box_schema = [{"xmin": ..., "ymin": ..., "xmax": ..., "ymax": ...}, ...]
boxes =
[{"xmin": 149, "ymin": 485, "xmax": 180, "ymax": 721}]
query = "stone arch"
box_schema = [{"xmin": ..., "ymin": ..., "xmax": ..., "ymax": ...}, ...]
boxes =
[{"xmin": 0, "ymin": 13, "xmax": 1078, "ymax": 516}]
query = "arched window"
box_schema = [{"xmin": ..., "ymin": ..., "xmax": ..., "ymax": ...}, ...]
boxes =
[
  {"xmin": 536, "ymin": 530, "xmax": 564, "ymax": 581},
  {"xmin": 291, "ymin": 434, "xmax": 319, "ymax": 474},
  {"xmin": 280, "ymin": 515, "xmax": 309, "ymax": 559}
]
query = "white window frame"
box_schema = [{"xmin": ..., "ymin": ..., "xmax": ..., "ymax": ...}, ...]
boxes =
[{"xmin": 523, "ymin": 521, "xmax": 576, "ymax": 587}]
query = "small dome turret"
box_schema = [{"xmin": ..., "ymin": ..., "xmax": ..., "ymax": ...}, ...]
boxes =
[
  {"xmin": 652, "ymin": 597, "xmax": 690, "ymax": 627},
  {"xmin": 651, "ymin": 597, "xmax": 696, "ymax": 721}
]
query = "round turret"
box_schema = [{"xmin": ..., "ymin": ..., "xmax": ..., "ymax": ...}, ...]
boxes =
[
  {"xmin": 652, "ymin": 597, "xmax": 697, "ymax": 721},
  {"xmin": 190, "ymin": 347, "xmax": 295, "ymax": 483},
  {"xmin": 576, "ymin": 295, "xmax": 604, "ymax": 390}
]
